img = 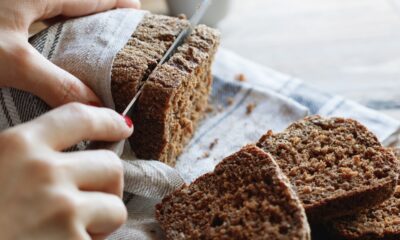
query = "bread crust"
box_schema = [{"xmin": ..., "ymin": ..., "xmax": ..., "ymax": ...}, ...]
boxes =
[
  {"xmin": 306, "ymin": 177, "xmax": 397, "ymax": 221},
  {"xmin": 111, "ymin": 15, "xmax": 220, "ymax": 165},
  {"xmin": 257, "ymin": 116, "xmax": 400, "ymax": 221},
  {"xmin": 329, "ymin": 148, "xmax": 400, "ymax": 240},
  {"xmin": 156, "ymin": 145, "xmax": 311, "ymax": 240}
]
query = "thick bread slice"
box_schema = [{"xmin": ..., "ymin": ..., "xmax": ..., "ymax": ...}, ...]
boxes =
[
  {"xmin": 156, "ymin": 145, "xmax": 311, "ymax": 240},
  {"xmin": 111, "ymin": 14, "xmax": 220, "ymax": 165},
  {"xmin": 331, "ymin": 148, "xmax": 400, "ymax": 240},
  {"xmin": 130, "ymin": 24, "xmax": 219, "ymax": 165},
  {"xmin": 257, "ymin": 116, "xmax": 399, "ymax": 221},
  {"xmin": 112, "ymin": 14, "xmax": 189, "ymax": 112}
]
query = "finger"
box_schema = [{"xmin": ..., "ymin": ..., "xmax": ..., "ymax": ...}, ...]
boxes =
[
  {"xmin": 40, "ymin": 0, "xmax": 141, "ymax": 19},
  {"xmin": 59, "ymin": 151, "xmax": 124, "ymax": 197},
  {"xmin": 20, "ymin": 103, "xmax": 133, "ymax": 150},
  {"xmin": 9, "ymin": 43, "xmax": 102, "ymax": 108},
  {"xmin": 78, "ymin": 192, "xmax": 127, "ymax": 237}
]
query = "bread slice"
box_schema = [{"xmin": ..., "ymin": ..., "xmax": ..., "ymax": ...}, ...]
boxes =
[
  {"xmin": 257, "ymin": 116, "xmax": 399, "ymax": 221},
  {"xmin": 330, "ymin": 148, "xmax": 400, "ymax": 240},
  {"xmin": 112, "ymin": 14, "xmax": 189, "ymax": 113},
  {"xmin": 156, "ymin": 145, "xmax": 311, "ymax": 240},
  {"xmin": 111, "ymin": 14, "xmax": 220, "ymax": 165}
]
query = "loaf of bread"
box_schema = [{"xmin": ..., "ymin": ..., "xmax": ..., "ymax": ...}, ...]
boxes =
[
  {"xmin": 111, "ymin": 14, "xmax": 220, "ymax": 165},
  {"xmin": 257, "ymin": 116, "xmax": 399, "ymax": 221},
  {"xmin": 156, "ymin": 145, "xmax": 311, "ymax": 240},
  {"xmin": 330, "ymin": 148, "xmax": 400, "ymax": 240}
]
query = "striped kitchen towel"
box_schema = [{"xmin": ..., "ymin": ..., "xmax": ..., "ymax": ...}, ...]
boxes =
[{"xmin": 0, "ymin": 9, "xmax": 398, "ymax": 239}]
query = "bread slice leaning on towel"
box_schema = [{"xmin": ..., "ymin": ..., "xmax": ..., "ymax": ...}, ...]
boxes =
[{"xmin": 156, "ymin": 145, "xmax": 311, "ymax": 240}]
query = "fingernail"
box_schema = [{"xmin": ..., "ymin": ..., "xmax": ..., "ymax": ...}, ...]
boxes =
[
  {"xmin": 123, "ymin": 116, "xmax": 133, "ymax": 128},
  {"xmin": 88, "ymin": 101, "xmax": 102, "ymax": 107}
]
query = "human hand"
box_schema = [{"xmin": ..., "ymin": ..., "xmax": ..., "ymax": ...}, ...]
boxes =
[
  {"xmin": 0, "ymin": 103, "xmax": 133, "ymax": 240},
  {"xmin": 0, "ymin": 0, "xmax": 141, "ymax": 107}
]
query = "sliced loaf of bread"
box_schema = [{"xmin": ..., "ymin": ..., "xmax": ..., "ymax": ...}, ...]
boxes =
[
  {"xmin": 156, "ymin": 145, "xmax": 310, "ymax": 240},
  {"xmin": 111, "ymin": 14, "xmax": 220, "ymax": 165},
  {"xmin": 330, "ymin": 148, "xmax": 400, "ymax": 240},
  {"xmin": 257, "ymin": 116, "xmax": 399, "ymax": 221}
]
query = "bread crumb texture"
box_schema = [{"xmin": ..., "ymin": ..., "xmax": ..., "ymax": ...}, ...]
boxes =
[
  {"xmin": 257, "ymin": 115, "xmax": 399, "ymax": 221},
  {"xmin": 112, "ymin": 14, "xmax": 220, "ymax": 165},
  {"xmin": 331, "ymin": 148, "xmax": 400, "ymax": 240},
  {"xmin": 156, "ymin": 145, "xmax": 310, "ymax": 240}
]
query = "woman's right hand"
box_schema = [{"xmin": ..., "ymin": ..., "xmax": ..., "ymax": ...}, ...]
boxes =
[{"xmin": 0, "ymin": 103, "xmax": 133, "ymax": 240}]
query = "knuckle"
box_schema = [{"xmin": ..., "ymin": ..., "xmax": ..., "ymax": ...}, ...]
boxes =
[
  {"xmin": 103, "ymin": 150, "xmax": 123, "ymax": 177},
  {"xmin": 51, "ymin": 191, "xmax": 79, "ymax": 220},
  {"xmin": 27, "ymin": 157, "xmax": 58, "ymax": 183},
  {"xmin": 0, "ymin": 129, "xmax": 34, "ymax": 151},
  {"xmin": 101, "ymin": 150, "xmax": 123, "ymax": 191},
  {"xmin": 58, "ymin": 77, "xmax": 82, "ymax": 103},
  {"xmin": 64, "ymin": 102, "xmax": 94, "ymax": 127},
  {"xmin": 64, "ymin": 102, "xmax": 87, "ymax": 115},
  {"xmin": 103, "ymin": 109, "xmax": 124, "ymax": 133}
]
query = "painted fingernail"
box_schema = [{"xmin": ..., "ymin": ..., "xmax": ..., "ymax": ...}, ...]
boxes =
[
  {"xmin": 124, "ymin": 116, "xmax": 133, "ymax": 128},
  {"xmin": 88, "ymin": 101, "xmax": 101, "ymax": 107}
]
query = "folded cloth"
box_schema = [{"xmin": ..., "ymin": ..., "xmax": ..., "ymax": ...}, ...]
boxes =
[{"xmin": 0, "ymin": 9, "xmax": 398, "ymax": 240}]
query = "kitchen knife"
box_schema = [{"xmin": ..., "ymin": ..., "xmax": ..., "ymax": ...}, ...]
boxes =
[{"xmin": 88, "ymin": 0, "xmax": 212, "ymax": 156}]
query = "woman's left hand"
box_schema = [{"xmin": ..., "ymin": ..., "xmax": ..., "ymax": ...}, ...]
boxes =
[{"xmin": 0, "ymin": 0, "xmax": 141, "ymax": 107}]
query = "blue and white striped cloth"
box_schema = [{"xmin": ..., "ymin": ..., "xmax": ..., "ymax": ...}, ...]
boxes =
[{"xmin": 174, "ymin": 48, "xmax": 400, "ymax": 183}]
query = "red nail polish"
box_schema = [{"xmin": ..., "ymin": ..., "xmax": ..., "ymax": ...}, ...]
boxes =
[
  {"xmin": 88, "ymin": 101, "xmax": 101, "ymax": 107},
  {"xmin": 124, "ymin": 116, "xmax": 133, "ymax": 128}
]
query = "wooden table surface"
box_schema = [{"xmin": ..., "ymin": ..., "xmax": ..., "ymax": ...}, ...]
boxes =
[{"xmin": 142, "ymin": 0, "xmax": 400, "ymax": 146}]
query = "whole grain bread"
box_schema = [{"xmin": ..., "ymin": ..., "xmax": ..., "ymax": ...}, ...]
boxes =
[
  {"xmin": 111, "ymin": 14, "xmax": 220, "ymax": 165},
  {"xmin": 112, "ymin": 14, "xmax": 189, "ymax": 112},
  {"xmin": 256, "ymin": 116, "xmax": 399, "ymax": 221},
  {"xmin": 330, "ymin": 148, "xmax": 400, "ymax": 240},
  {"xmin": 156, "ymin": 145, "xmax": 311, "ymax": 240}
]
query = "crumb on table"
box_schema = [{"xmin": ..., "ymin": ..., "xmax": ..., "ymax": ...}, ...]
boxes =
[
  {"xmin": 226, "ymin": 97, "xmax": 234, "ymax": 106},
  {"xmin": 246, "ymin": 103, "xmax": 257, "ymax": 115},
  {"xmin": 206, "ymin": 105, "xmax": 214, "ymax": 113},
  {"xmin": 209, "ymin": 139, "xmax": 219, "ymax": 150},
  {"xmin": 177, "ymin": 14, "xmax": 187, "ymax": 19},
  {"xmin": 235, "ymin": 73, "xmax": 247, "ymax": 82},
  {"xmin": 197, "ymin": 151, "xmax": 210, "ymax": 160}
]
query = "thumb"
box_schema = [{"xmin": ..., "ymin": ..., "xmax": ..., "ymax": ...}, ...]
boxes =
[{"xmin": 11, "ymin": 43, "xmax": 102, "ymax": 108}]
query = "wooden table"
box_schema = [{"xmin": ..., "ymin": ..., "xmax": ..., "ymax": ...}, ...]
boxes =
[{"xmin": 143, "ymin": 0, "xmax": 400, "ymax": 146}]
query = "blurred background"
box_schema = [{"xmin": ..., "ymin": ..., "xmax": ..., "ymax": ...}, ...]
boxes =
[{"xmin": 143, "ymin": 0, "xmax": 400, "ymax": 122}]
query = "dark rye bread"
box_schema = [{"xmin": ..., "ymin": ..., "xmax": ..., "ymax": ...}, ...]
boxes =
[
  {"xmin": 156, "ymin": 145, "xmax": 311, "ymax": 240},
  {"xmin": 111, "ymin": 14, "xmax": 220, "ymax": 165},
  {"xmin": 257, "ymin": 116, "xmax": 399, "ymax": 222},
  {"xmin": 330, "ymin": 148, "xmax": 400, "ymax": 240},
  {"xmin": 112, "ymin": 14, "xmax": 189, "ymax": 112}
]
